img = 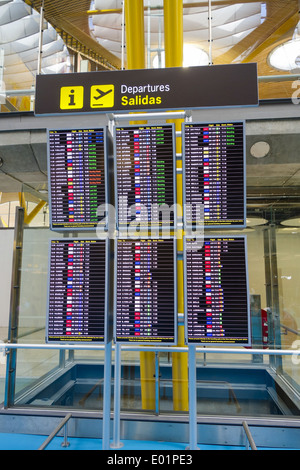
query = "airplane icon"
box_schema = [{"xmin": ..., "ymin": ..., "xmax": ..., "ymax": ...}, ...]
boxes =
[
  {"xmin": 94, "ymin": 88, "xmax": 113, "ymax": 101},
  {"xmin": 90, "ymin": 84, "xmax": 114, "ymax": 108}
]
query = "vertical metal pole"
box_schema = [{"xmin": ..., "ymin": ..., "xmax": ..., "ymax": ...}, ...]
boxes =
[
  {"xmin": 111, "ymin": 344, "xmax": 123, "ymax": 448},
  {"xmin": 164, "ymin": 0, "xmax": 189, "ymax": 413},
  {"xmin": 0, "ymin": 49, "xmax": 4, "ymax": 83},
  {"xmin": 155, "ymin": 351, "xmax": 160, "ymax": 414},
  {"xmin": 208, "ymin": 0, "xmax": 213, "ymax": 65},
  {"xmin": 37, "ymin": 0, "xmax": 45, "ymax": 75},
  {"xmin": 250, "ymin": 295, "xmax": 263, "ymax": 363},
  {"xmin": 269, "ymin": 224, "xmax": 282, "ymax": 371},
  {"xmin": 147, "ymin": 0, "xmax": 151, "ymax": 69},
  {"xmin": 4, "ymin": 207, "xmax": 24, "ymax": 408},
  {"xmin": 61, "ymin": 422, "xmax": 70, "ymax": 448},
  {"xmin": 125, "ymin": 0, "xmax": 152, "ymax": 409},
  {"xmin": 263, "ymin": 227, "xmax": 276, "ymax": 369},
  {"xmin": 121, "ymin": 1, "xmax": 125, "ymax": 70},
  {"xmin": 158, "ymin": 11, "xmax": 163, "ymax": 68},
  {"xmin": 0, "ymin": 48, "xmax": 4, "ymax": 106},
  {"xmin": 188, "ymin": 345, "xmax": 199, "ymax": 450},
  {"xmin": 59, "ymin": 350, "xmax": 66, "ymax": 369},
  {"xmin": 102, "ymin": 341, "xmax": 112, "ymax": 450},
  {"xmin": 263, "ymin": 227, "xmax": 272, "ymax": 312}
]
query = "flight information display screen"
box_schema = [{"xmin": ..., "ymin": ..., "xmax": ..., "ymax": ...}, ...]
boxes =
[
  {"xmin": 48, "ymin": 128, "xmax": 107, "ymax": 230},
  {"xmin": 115, "ymin": 238, "xmax": 177, "ymax": 344},
  {"xmin": 46, "ymin": 239, "xmax": 108, "ymax": 343},
  {"xmin": 184, "ymin": 236, "xmax": 250, "ymax": 345},
  {"xmin": 183, "ymin": 122, "xmax": 246, "ymax": 229},
  {"xmin": 114, "ymin": 124, "xmax": 176, "ymax": 230}
]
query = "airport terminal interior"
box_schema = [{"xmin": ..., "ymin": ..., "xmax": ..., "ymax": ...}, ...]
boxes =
[{"xmin": 0, "ymin": 0, "xmax": 300, "ymax": 451}]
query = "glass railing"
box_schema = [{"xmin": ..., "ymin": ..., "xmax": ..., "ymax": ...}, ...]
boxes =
[{"xmin": 2, "ymin": 209, "xmax": 299, "ymax": 420}]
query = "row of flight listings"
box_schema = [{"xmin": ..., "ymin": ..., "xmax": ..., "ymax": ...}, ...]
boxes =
[{"xmin": 46, "ymin": 121, "xmax": 250, "ymax": 347}]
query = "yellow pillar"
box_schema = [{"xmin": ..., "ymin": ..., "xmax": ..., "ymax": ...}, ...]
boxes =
[
  {"xmin": 124, "ymin": 0, "xmax": 145, "ymax": 70},
  {"xmin": 24, "ymin": 200, "xmax": 46, "ymax": 225},
  {"xmin": 164, "ymin": 0, "xmax": 189, "ymax": 412},
  {"xmin": 125, "ymin": 0, "xmax": 155, "ymax": 410},
  {"xmin": 18, "ymin": 192, "xmax": 46, "ymax": 225},
  {"xmin": 164, "ymin": 0, "xmax": 183, "ymax": 69}
]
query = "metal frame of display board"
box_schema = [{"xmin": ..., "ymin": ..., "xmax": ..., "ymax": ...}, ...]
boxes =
[
  {"xmin": 108, "ymin": 110, "xmax": 191, "ymax": 450},
  {"xmin": 42, "ymin": 109, "xmax": 251, "ymax": 450}
]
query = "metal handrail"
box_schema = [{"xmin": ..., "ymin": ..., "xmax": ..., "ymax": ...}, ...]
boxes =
[
  {"xmin": 1, "ymin": 342, "xmax": 298, "ymax": 451},
  {"xmin": 242, "ymin": 421, "xmax": 257, "ymax": 451},
  {"xmin": 38, "ymin": 413, "xmax": 72, "ymax": 450},
  {"xmin": 2, "ymin": 327, "xmax": 45, "ymax": 344},
  {"xmin": 0, "ymin": 342, "xmax": 299, "ymax": 356},
  {"xmin": 280, "ymin": 324, "xmax": 300, "ymax": 336},
  {"xmin": 2, "ymin": 75, "xmax": 299, "ymax": 97}
]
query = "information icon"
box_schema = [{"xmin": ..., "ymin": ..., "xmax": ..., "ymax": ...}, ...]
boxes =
[{"xmin": 60, "ymin": 86, "xmax": 84, "ymax": 110}]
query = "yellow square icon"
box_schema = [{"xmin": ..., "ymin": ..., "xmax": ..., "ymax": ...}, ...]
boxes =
[
  {"xmin": 90, "ymin": 85, "xmax": 114, "ymax": 108},
  {"xmin": 60, "ymin": 86, "xmax": 84, "ymax": 110}
]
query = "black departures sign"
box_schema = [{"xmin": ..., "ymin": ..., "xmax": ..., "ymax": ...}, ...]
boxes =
[{"xmin": 35, "ymin": 63, "xmax": 258, "ymax": 115}]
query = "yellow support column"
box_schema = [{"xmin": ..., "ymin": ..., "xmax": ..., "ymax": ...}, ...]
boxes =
[
  {"xmin": 24, "ymin": 200, "xmax": 46, "ymax": 225},
  {"xmin": 164, "ymin": 0, "xmax": 189, "ymax": 412},
  {"xmin": 125, "ymin": 0, "xmax": 155, "ymax": 410},
  {"xmin": 18, "ymin": 192, "xmax": 46, "ymax": 225},
  {"xmin": 164, "ymin": 0, "xmax": 183, "ymax": 69},
  {"xmin": 124, "ymin": 0, "xmax": 145, "ymax": 70}
]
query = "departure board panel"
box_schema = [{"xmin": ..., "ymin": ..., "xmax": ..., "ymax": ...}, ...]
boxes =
[
  {"xmin": 183, "ymin": 122, "xmax": 246, "ymax": 229},
  {"xmin": 46, "ymin": 239, "xmax": 108, "ymax": 343},
  {"xmin": 115, "ymin": 238, "xmax": 177, "ymax": 344},
  {"xmin": 184, "ymin": 236, "xmax": 250, "ymax": 345},
  {"xmin": 48, "ymin": 128, "xmax": 107, "ymax": 230},
  {"xmin": 115, "ymin": 124, "xmax": 176, "ymax": 230}
]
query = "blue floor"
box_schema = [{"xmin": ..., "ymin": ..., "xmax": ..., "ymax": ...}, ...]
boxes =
[
  {"xmin": 1, "ymin": 433, "xmax": 296, "ymax": 450},
  {"xmin": 0, "ymin": 432, "xmax": 250, "ymax": 450}
]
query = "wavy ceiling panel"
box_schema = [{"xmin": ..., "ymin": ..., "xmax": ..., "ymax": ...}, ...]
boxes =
[{"xmin": 0, "ymin": 0, "xmax": 69, "ymax": 93}]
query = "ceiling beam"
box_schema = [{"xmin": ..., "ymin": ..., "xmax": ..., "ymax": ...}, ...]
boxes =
[
  {"xmin": 85, "ymin": 0, "xmax": 266, "ymax": 16},
  {"xmin": 242, "ymin": 12, "xmax": 299, "ymax": 63},
  {"xmin": 214, "ymin": 0, "xmax": 298, "ymax": 65},
  {"xmin": 24, "ymin": 0, "xmax": 121, "ymax": 70}
]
